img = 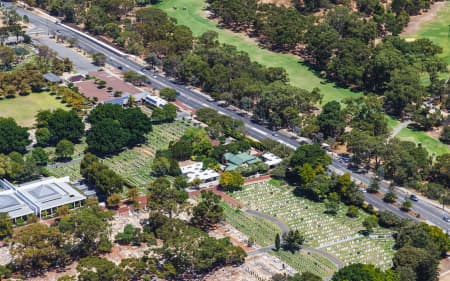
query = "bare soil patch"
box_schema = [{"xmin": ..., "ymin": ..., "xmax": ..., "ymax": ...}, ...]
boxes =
[{"xmin": 402, "ymin": 1, "xmax": 446, "ymax": 35}]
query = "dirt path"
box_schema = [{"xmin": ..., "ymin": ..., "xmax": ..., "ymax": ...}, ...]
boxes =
[{"xmin": 402, "ymin": 1, "xmax": 447, "ymax": 35}]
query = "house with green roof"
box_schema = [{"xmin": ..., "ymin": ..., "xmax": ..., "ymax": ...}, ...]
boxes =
[{"xmin": 223, "ymin": 152, "xmax": 260, "ymax": 171}]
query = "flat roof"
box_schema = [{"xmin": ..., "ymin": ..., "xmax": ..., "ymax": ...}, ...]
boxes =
[
  {"xmin": 180, "ymin": 162, "xmax": 219, "ymax": 182},
  {"xmin": 0, "ymin": 190, "xmax": 34, "ymax": 219},
  {"xmin": 18, "ymin": 177, "xmax": 86, "ymax": 211},
  {"xmin": 43, "ymin": 72, "xmax": 61, "ymax": 83}
]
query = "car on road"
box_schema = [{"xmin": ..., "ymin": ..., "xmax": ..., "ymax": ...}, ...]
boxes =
[
  {"xmin": 55, "ymin": 20, "xmax": 61, "ymax": 24},
  {"xmin": 206, "ymin": 97, "xmax": 215, "ymax": 102},
  {"xmin": 117, "ymin": 65, "xmax": 123, "ymax": 70},
  {"xmin": 443, "ymin": 216, "xmax": 450, "ymax": 223},
  {"xmin": 409, "ymin": 194, "xmax": 419, "ymax": 202},
  {"xmin": 272, "ymin": 132, "xmax": 278, "ymax": 137}
]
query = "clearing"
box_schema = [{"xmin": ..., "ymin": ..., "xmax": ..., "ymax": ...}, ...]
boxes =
[
  {"xmin": 402, "ymin": 1, "xmax": 450, "ymax": 66},
  {"xmin": 0, "ymin": 92, "xmax": 68, "ymax": 127}
]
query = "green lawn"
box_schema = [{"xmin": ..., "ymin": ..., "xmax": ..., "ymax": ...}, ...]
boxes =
[
  {"xmin": 156, "ymin": 0, "xmax": 358, "ymax": 105},
  {"xmin": 0, "ymin": 92, "xmax": 68, "ymax": 127},
  {"xmin": 156, "ymin": 0, "xmax": 449, "ymax": 156},
  {"xmin": 396, "ymin": 128, "xmax": 449, "ymax": 156},
  {"xmin": 403, "ymin": 2, "xmax": 450, "ymax": 66}
]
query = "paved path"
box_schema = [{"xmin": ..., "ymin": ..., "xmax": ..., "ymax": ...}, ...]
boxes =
[
  {"xmin": 316, "ymin": 234, "xmax": 363, "ymax": 249},
  {"xmin": 388, "ymin": 120, "xmax": 412, "ymax": 141},
  {"xmin": 245, "ymin": 209, "xmax": 344, "ymax": 270}
]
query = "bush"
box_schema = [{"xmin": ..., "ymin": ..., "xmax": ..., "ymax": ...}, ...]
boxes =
[
  {"xmin": 346, "ymin": 205, "xmax": 359, "ymax": 218},
  {"xmin": 383, "ymin": 191, "xmax": 397, "ymax": 203}
]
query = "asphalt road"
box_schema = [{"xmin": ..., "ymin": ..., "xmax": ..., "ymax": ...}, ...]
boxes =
[{"xmin": 11, "ymin": 3, "xmax": 450, "ymax": 231}]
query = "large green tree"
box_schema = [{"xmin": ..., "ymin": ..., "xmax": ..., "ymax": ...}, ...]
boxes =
[{"xmin": 0, "ymin": 117, "xmax": 30, "ymax": 154}]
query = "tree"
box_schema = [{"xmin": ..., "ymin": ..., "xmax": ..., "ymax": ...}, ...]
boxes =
[
  {"xmin": 346, "ymin": 206, "xmax": 359, "ymax": 218},
  {"xmin": 67, "ymin": 37, "xmax": 77, "ymax": 47},
  {"xmin": 87, "ymin": 119, "xmax": 129, "ymax": 155},
  {"xmin": 383, "ymin": 191, "xmax": 398, "ymax": 203},
  {"xmin": 282, "ymin": 230, "xmax": 305, "ymax": 252},
  {"xmin": 106, "ymin": 193, "xmax": 122, "ymax": 208},
  {"xmin": 92, "ymin": 52, "xmax": 107, "ymax": 66},
  {"xmin": 332, "ymin": 263, "xmax": 397, "ymax": 281},
  {"xmin": 127, "ymin": 188, "xmax": 140, "ymax": 208},
  {"xmin": 160, "ymin": 88, "xmax": 177, "ymax": 101},
  {"xmin": 317, "ymin": 101, "xmax": 346, "ymax": 139},
  {"xmin": 35, "ymin": 127, "xmax": 51, "ymax": 147},
  {"xmin": 123, "ymin": 71, "xmax": 147, "ymax": 86},
  {"xmin": 55, "ymin": 139, "xmax": 75, "ymax": 159},
  {"xmin": 115, "ymin": 224, "xmax": 142, "ymax": 246},
  {"xmin": 290, "ymin": 144, "xmax": 331, "ymax": 170},
  {"xmin": 440, "ymin": 126, "xmax": 450, "ymax": 144},
  {"xmin": 81, "ymin": 153, "xmax": 125, "ymax": 197},
  {"xmin": 77, "ymin": 257, "xmax": 121, "ymax": 281},
  {"xmin": 275, "ymin": 233, "xmax": 281, "ymax": 251},
  {"xmin": 219, "ymin": 171, "xmax": 244, "ymax": 192},
  {"xmin": 0, "ymin": 117, "xmax": 30, "ymax": 154},
  {"xmin": 31, "ymin": 147, "xmax": 49, "ymax": 166},
  {"xmin": 191, "ymin": 190, "xmax": 224, "ymax": 230},
  {"xmin": 367, "ymin": 178, "xmax": 380, "ymax": 193},
  {"xmin": 0, "ymin": 213, "xmax": 13, "ymax": 239},
  {"xmin": 58, "ymin": 205, "xmax": 113, "ymax": 257},
  {"xmin": 11, "ymin": 223, "xmax": 68, "ymax": 276},
  {"xmin": 147, "ymin": 177, "xmax": 188, "ymax": 217},
  {"xmin": 362, "ymin": 215, "xmax": 378, "ymax": 234},
  {"xmin": 325, "ymin": 192, "xmax": 340, "ymax": 215},
  {"xmin": 393, "ymin": 246, "xmax": 439, "ymax": 281},
  {"xmin": 46, "ymin": 109, "xmax": 84, "ymax": 145},
  {"xmin": 401, "ymin": 199, "xmax": 412, "ymax": 212}
]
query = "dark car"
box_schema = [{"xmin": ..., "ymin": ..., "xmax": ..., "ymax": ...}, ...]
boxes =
[
  {"xmin": 443, "ymin": 216, "xmax": 450, "ymax": 223},
  {"xmin": 409, "ymin": 194, "xmax": 419, "ymax": 202}
]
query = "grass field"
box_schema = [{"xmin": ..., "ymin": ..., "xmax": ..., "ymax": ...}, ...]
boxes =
[
  {"xmin": 156, "ymin": 0, "xmax": 449, "ymax": 156},
  {"xmin": 156, "ymin": 0, "xmax": 358, "ymax": 105},
  {"xmin": 396, "ymin": 127, "xmax": 449, "ymax": 156},
  {"xmin": 403, "ymin": 2, "xmax": 450, "ymax": 66},
  {"xmin": 0, "ymin": 92, "xmax": 68, "ymax": 127}
]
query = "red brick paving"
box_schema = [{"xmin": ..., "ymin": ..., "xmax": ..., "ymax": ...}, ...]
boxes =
[{"xmin": 75, "ymin": 71, "xmax": 142, "ymax": 103}]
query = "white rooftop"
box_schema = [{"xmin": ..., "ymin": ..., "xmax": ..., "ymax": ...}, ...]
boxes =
[
  {"xmin": 180, "ymin": 162, "xmax": 219, "ymax": 182},
  {"xmin": 18, "ymin": 177, "xmax": 86, "ymax": 211},
  {"xmin": 0, "ymin": 189, "xmax": 34, "ymax": 219},
  {"xmin": 262, "ymin": 152, "xmax": 282, "ymax": 166}
]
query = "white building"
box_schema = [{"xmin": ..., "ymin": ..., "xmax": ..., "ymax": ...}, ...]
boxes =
[
  {"xmin": 180, "ymin": 162, "xmax": 219, "ymax": 185},
  {"xmin": 262, "ymin": 153, "xmax": 282, "ymax": 167},
  {"xmin": 0, "ymin": 177, "xmax": 86, "ymax": 222},
  {"xmin": 144, "ymin": 94, "xmax": 167, "ymax": 108}
]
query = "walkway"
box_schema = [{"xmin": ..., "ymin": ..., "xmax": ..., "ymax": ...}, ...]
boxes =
[
  {"xmin": 388, "ymin": 120, "xmax": 412, "ymax": 141},
  {"xmin": 244, "ymin": 209, "xmax": 344, "ymax": 270}
]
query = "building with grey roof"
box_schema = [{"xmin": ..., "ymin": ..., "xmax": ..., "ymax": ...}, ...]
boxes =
[
  {"xmin": 0, "ymin": 177, "xmax": 86, "ymax": 221},
  {"xmin": 0, "ymin": 189, "xmax": 35, "ymax": 223}
]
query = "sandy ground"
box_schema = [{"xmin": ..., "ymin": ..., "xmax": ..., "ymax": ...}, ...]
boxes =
[
  {"xmin": 205, "ymin": 253, "xmax": 296, "ymax": 281},
  {"xmin": 440, "ymin": 258, "xmax": 450, "ymax": 281},
  {"xmin": 401, "ymin": 1, "xmax": 447, "ymax": 35}
]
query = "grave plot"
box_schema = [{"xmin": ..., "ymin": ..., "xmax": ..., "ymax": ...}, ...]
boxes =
[
  {"xmin": 49, "ymin": 121, "xmax": 191, "ymax": 187},
  {"xmin": 271, "ymin": 250, "xmax": 337, "ymax": 278},
  {"xmin": 325, "ymin": 237, "xmax": 395, "ymax": 270},
  {"xmin": 222, "ymin": 202, "xmax": 280, "ymax": 247},
  {"xmin": 232, "ymin": 182, "xmax": 396, "ymax": 271}
]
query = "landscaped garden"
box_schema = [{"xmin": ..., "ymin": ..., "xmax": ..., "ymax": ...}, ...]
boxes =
[
  {"xmin": 230, "ymin": 182, "xmax": 396, "ymax": 271},
  {"xmin": 49, "ymin": 121, "xmax": 191, "ymax": 186},
  {"xmin": 0, "ymin": 92, "xmax": 68, "ymax": 127}
]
